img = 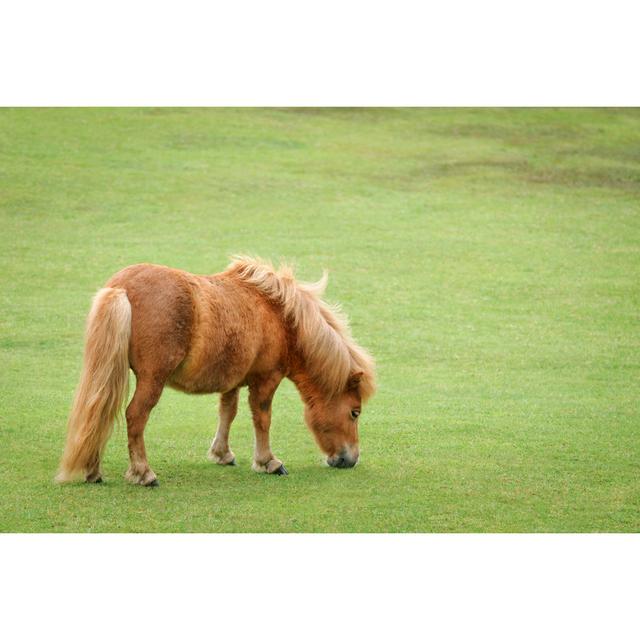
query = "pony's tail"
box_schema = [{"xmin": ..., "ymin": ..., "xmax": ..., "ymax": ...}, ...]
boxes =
[{"xmin": 56, "ymin": 287, "xmax": 132, "ymax": 483}]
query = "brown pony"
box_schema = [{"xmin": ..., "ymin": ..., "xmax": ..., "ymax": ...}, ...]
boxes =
[{"xmin": 56, "ymin": 257, "xmax": 376, "ymax": 486}]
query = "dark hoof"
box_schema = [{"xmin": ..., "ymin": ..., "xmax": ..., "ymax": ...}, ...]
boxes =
[
  {"xmin": 274, "ymin": 464, "xmax": 288, "ymax": 476},
  {"xmin": 228, "ymin": 457, "xmax": 237, "ymax": 466},
  {"xmin": 146, "ymin": 478, "xmax": 160, "ymax": 487}
]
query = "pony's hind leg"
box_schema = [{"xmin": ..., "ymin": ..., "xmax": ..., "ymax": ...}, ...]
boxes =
[
  {"xmin": 248, "ymin": 375, "xmax": 287, "ymax": 475},
  {"xmin": 85, "ymin": 454, "xmax": 103, "ymax": 483},
  {"xmin": 124, "ymin": 378, "xmax": 164, "ymax": 487},
  {"xmin": 208, "ymin": 388, "xmax": 239, "ymax": 465}
]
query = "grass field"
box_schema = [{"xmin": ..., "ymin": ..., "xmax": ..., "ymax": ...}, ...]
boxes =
[{"xmin": 1, "ymin": 107, "xmax": 638, "ymax": 532}]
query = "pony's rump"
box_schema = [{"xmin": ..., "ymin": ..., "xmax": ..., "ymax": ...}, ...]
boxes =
[{"xmin": 56, "ymin": 287, "xmax": 131, "ymax": 482}]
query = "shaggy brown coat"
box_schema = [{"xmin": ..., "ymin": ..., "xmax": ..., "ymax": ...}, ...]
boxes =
[{"xmin": 57, "ymin": 257, "xmax": 376, "ymax": 485}]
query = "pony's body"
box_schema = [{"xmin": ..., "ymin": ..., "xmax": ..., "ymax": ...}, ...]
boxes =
[
  {"xmin": 57, "ymin": 258, "xmax": 375, "ymax": 486},
  {"xmin": 110, "ymin": 263, "xmax": 288, "ymax": 396}
]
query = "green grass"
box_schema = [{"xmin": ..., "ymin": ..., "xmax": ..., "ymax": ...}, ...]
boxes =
[{"xmin": 1, "ymin": 107, "xmax": 638, "ymax": 532}]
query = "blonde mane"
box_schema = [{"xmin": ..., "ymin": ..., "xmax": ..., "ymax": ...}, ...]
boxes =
[{"xmin": 225, "ymin": 256, "xmax": 376, "ymax": 401}]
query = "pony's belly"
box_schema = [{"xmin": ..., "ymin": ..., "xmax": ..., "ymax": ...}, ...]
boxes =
[
  {"xmin": 167, "ymin": 364, "xmax": 245, "ymax": 395},
  {"xmin": 167, "ymin": 378, "xmax": 231, "ymax": 395}
]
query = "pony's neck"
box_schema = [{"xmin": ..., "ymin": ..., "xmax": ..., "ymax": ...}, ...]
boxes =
[{"xmin": 288, "ymin": 367, "xmax": 326, "ymax": 409}]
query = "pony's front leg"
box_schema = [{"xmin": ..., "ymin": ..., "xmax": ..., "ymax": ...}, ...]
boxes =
[
  {"xmin": 208, "ymin": 388, "xmax": 239, "ymax": 465},
  {"xmin": 248, "ymin": 376, "xmax": 287, "ymax": 475}
]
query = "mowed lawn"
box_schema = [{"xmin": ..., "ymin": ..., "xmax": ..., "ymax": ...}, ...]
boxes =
[{"xmin": 1, "ymin": 108, "xmax": 638, "ymax": 532}]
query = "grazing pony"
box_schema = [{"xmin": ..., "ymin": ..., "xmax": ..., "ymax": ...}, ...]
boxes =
[{"xmin": 56, "ymin": 257, "xmax": 376, "ymax": 486}]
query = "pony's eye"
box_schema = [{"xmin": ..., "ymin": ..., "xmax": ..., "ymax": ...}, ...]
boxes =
[{"xmin": 350, "ymin": 409, "xmax": 360, "ymax": 420}]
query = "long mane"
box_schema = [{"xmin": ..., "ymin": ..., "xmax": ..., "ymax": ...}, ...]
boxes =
[{"xmin": 224, "ymin": 256, "xmax": 376, "ymax": 401}]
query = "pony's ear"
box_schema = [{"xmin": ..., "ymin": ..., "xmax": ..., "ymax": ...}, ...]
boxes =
[{"xmin": 347, "ymin": 371, "xmax": 364, "ymax": 391}]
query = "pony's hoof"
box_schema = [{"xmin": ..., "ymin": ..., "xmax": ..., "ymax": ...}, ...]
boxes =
[
  {"xmin": 125, "ymin": 467, "xmax": 158, "ymax": 486},
  {"xmin": 208, "ymin": 450, "xmax": 236, "ymax": 466},
  {"xmin": 252, "ymin": 459, "xmax": 287, "ymax": 474}
]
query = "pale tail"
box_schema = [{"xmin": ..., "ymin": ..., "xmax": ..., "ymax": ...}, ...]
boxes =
[{"xmin": 56, "ymin": 288, "xmax": 132, "ymax": 482}]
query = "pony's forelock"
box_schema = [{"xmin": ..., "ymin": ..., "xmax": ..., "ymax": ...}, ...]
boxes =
[{"xmin": 225, "ymin": 256, "xmax": 376, "ymax": 401}]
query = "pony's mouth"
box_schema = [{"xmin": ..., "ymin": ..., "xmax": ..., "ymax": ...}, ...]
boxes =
[{"xmin": 327, "ymin": 449, "xmax": 359, "ymax": 469}]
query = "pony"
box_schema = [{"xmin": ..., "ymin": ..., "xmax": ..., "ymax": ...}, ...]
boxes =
[{"xmin": 56, "ymin": 257, "xmax": 376, "ymax": 486}]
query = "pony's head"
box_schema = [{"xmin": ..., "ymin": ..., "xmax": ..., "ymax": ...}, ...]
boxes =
[{"xmin": 304, "ymin": 371, "xmax": 369, "ymax": 468}]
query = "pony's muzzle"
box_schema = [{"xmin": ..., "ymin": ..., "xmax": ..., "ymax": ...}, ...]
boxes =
[{"xmin": 327, "ymin": 447, "xmax": 359, "ymax": 469}]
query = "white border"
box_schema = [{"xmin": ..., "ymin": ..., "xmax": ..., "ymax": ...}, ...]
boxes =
[
  {"xmin": 1, "ymin": 1, "xmax": 639, "ymax": 105},
  {"xmin": 1, "ymin": 534, "xmax": 638, "ymax": 639}
]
